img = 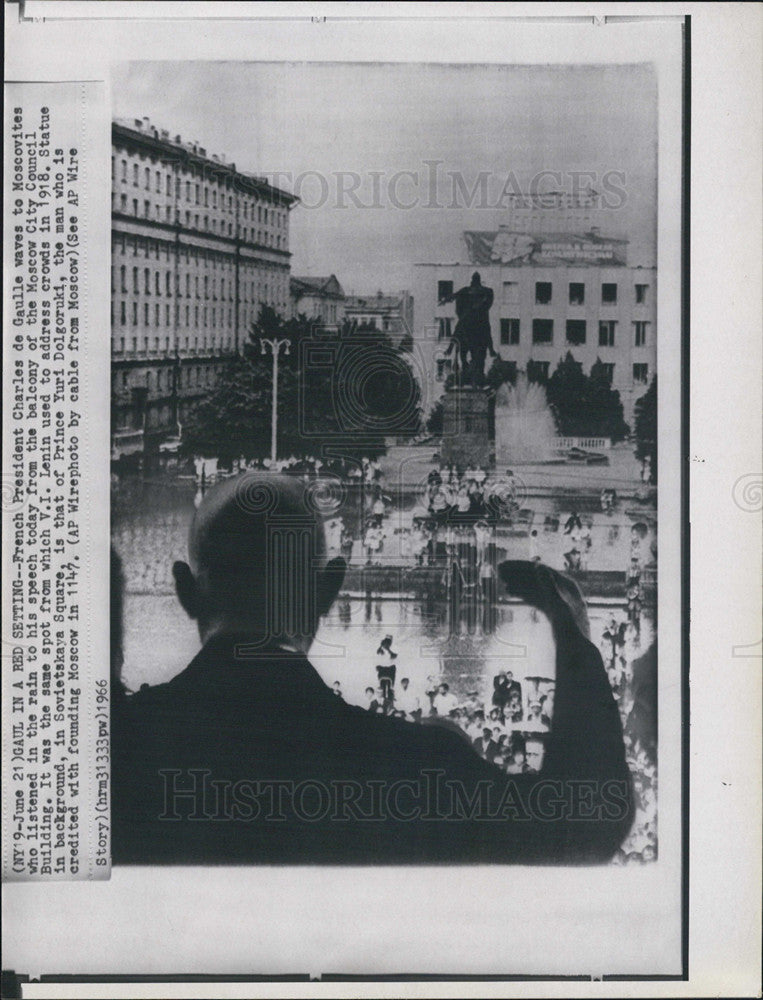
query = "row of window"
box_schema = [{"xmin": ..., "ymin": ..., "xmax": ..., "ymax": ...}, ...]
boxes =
[
  {"xmin": 115, "ymin": 363, "xmax": 222, "ymax": 393},
  {"xmin": 112, "ymin": 156, "xmax": 288, "ymax": 227},
  {"xmin": 113, "ymin": 334, "xmax": 234, "ymax": 355},
  {"xmin": 112, "ymin": 300, "xmax": 283, "ymax": 330},
  {"xmin": 112, "ymin": 233, "xmax": 289, "ymax": 272},
  {"xmin": 437, "ymin": 316, "xmax": 649, "ymax": 347},
  {"xmin": 113, "ymin": 193, "xmax": 287, "ymax": 247},
  {"xmin": 114, "ymin": 266, "xmax": 240, "ymax": 300},
  {"xmin": 437, "ymin": 279, "xmax": 650, "ymax": 306},
  {"xmin": 434, "ymin": 357, "xmax": 649, "ymax": 385}
]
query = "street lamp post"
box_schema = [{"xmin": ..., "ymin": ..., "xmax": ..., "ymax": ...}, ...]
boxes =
[{"xmin": 260, "ymin": 337, "xmax": 291, "ymax": 464}]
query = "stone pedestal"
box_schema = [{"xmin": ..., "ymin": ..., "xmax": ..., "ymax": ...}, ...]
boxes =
[{"xmin": 440, "ymin": 387, "xmax": 491, "ymax": 469}]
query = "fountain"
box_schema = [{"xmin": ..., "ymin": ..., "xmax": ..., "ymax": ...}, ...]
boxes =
[{"xmin": 494, "ymin": 369, "xmax": 558, "ymax": 465}]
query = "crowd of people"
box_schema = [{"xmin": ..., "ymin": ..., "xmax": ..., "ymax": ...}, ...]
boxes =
[
  {"xmin": 330, "ymin": 634, "xmax": 555, "ymax": 777},
  {"xmin": 324, "ymin": 616, "xmax": 657, "ymax": 864}
]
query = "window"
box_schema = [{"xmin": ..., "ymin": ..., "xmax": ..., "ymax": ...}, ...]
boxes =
[
  {"xmin": 500, "ymin": 318, "xmax": 520, "ymax": 345},
  {"xmin": 599, "ymin": 363, "xmax": 615, "ymax": 384},
  {"xmin": 121, "ymin": 159, "xmax": 127, "ymax": 181},
  {"xmin": 144, "ymin": 166, "xmax": 150, "ymax": 189},
  {"xmin": 120, "ymin": 301, "xmax": 126, "ymax": 324},
  {"xmin": 166, "ymin": 272, "xmax": 172, "ymax": 296},
  {"xmin": 120, "ymin": 337, "xmax": 125, "ymax": 353},
  {"xmin": 502, "ymin": 281, "xmax": 519, "ymax": 304},
  {"xmin": 133, "ymin": 163, "xmax": 139, "ymax": 186},
  {"xmin": 144, "ymin": 303, "xmax": 150, "ymax": 325},
  {"xmin": 155, "ymin": 271, "xmax": 161, "ymax": 295},
  {"xmin": 569, "ymin": 282, "xmax": 585, "ymax": 305},
  {"xmin": 633, "ymin": 363, "xmax": 649, "ymax": 385},
  {"xmin": 634, "ymin": 321, "xmax": 649, "ymax": 346},
  {"xmin": 438, "ymin": 317, "xmax": 452, "ymax": 341},
  {"xmin": 132, "ymin": 303, "xmax": 138, "ymax": 325},
  {"xmin": 120, "ymin": 193, "xmax": 127, "ymax": 212},
  {"xmin": 144, "ymin": 268, "xmax": 151, "ymax": 294},
  {"xmin": 599, "ymin": 321, "xmax": 617, "ymax": 346},
  {"xmin": 120, "ymin": 265, "xmax": 127, "ymax": 293},
  {"xmin": 527, "ymin": 360, "xmax": 550, "ymax": 382},
  {"xmin": 132, "ymin": 267, "xmax": 139, "ymax": 293},
  {"xmin": 144, "ymin": 200, "xmax": 151, "ymax": 218},
  {"xmin": 132, "ymin": 198, "xmax": 138, "ymax": 215},
  {"xmin": 635, "ymin": 283, "xmax": 649, "ymax": 304},
  {"xmin": 532, "ymin": 318, "xmax": 554, "ymax": 343},
  {"xmin": 535, "ymin": 281, "xmax": 552, "ymax": 305},
  {"xmin": 601, "ymin": 282, "xmax": 618, "ymax": 304},
  {"xmin": 566, "ymin": 320, "xmax": 587, "ymax": 345},
  {"xmin": 436, "ymin": 357, "xmax": 453, "ymax": 381}
]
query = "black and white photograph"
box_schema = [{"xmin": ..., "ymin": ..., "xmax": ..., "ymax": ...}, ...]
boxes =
[
  {"xmin": 108, "ymin": 60, "xmax": 659, "ymax": 867},
  {"xmin": 2, "ymin": 4, "xmax": 761, "ymax": 996}
]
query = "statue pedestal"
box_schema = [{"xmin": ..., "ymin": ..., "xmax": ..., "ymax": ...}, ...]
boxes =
[{"xmin": 440, "ymin": 386, "xmax": 491, "ymax": 469}]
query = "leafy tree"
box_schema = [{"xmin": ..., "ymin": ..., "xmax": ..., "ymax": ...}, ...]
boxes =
[
  {"xmin": 485, "ymin": 358, "xmax": 518, "ymax": 391},
  {"xmin": 586, "ymin": 357, "xmax": 630, "ymax": 443},
  {"xmin": 181, "ymin": 305, "xmax": 422, "ymax": 462},
  {"xmin": 426, "ymin": 398, "xmax": 444, "ymax": 436},
  {"xmin": 633, "ymin": 375, "xmax": 657, "ymax": 482},
  {"xmin": 545, "ymin": 352, "xmax": 629, "ymax": 442}
]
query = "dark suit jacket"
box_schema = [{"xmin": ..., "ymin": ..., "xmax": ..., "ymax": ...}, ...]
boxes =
[{"xmin": 112, "ymin": 564, "xmax": 633, "ymax": 866}]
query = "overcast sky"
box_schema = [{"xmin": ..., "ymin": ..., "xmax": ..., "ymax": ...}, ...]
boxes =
[{"xmin": 113, "ymin": 61, "xmax": 657, "ymax": 292}]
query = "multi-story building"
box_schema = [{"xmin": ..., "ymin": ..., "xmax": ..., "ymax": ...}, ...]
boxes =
[
  {"xmin": 412, "ymin": 224, "xmax": 656, "ymax": 426},
  {"xmin": 111, "ymin": 116, "xmax": 298, "ymax": 459},
  {"xmin": 289, "ymin": 275, "xmax": 346, "ymax": 329},
  {"xmin": 344, "ymin": 290, "xmax": 414, "ymax": 339}
]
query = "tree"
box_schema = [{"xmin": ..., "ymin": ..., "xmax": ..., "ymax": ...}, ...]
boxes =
[
  {"xmin": 426, "ymin": 398, "xmax": 444, "ymax": 436},
  {"xmin": 633, "ymin": 375, "xmax": 657, "ymax": 482},
  {"xmin": 586, "ymin": 358, "xmax": 630, "ymax": 443},
  {"xmin": 181, "ymin": 305, "xmax": 422, "ymax": 463},
  {"xmin": 485, "ymin": 358, "xmax": 518, "ymax": 392},
  {"xmin": 545, "ymin": 352, "xmax": 629, "ymax": 443}
]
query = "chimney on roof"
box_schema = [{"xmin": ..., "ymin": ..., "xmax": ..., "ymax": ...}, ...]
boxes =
[
  {"xmin": 143, "ymin": 116, "xmax": 150, "ymax": 130},
  {"xmin": 175, "ymin": 135, "xmax": 182, "ymax": 143},
  {"xmin": 161, "ymin": 129, "xmax": 169, "ymax": 141}
]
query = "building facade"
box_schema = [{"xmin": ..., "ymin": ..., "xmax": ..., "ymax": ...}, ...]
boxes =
[
  {"xmin": 412, "ymin": 225, "xmax": 656, "ymax": 427},
  {"xmin": 344, "ymin": 290, "xmax": 414, "ymax": 338},
  {"xmin": 289, "ymin": 275, "xmax": 346, "ymax": 329},
  {"xmin": 111, "ymin": 117, "xmax": 297, "ymax": 459}
]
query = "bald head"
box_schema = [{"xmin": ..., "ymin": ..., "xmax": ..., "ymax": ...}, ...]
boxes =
[{"xmin": 174, "ymin": 473, "xmax": 345, "ymax": 649}]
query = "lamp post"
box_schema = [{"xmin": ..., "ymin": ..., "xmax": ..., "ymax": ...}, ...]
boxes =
[{"xmin": 259, "ymin": 337, "xmax": 291, "ymax": 464}]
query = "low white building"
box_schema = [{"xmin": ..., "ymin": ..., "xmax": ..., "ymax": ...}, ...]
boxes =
[{"xmin": 412, "ymin": 225, "xmax": 656, "ymax": 426}]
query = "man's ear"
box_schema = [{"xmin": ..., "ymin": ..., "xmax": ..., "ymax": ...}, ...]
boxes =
[
  {"xmin": 173, "ymin": 561, "xmax": 199, "ymax": 620},
  {"xmin": 317, "ymin": 556, "xmax": 346, "ymax": 617}
]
